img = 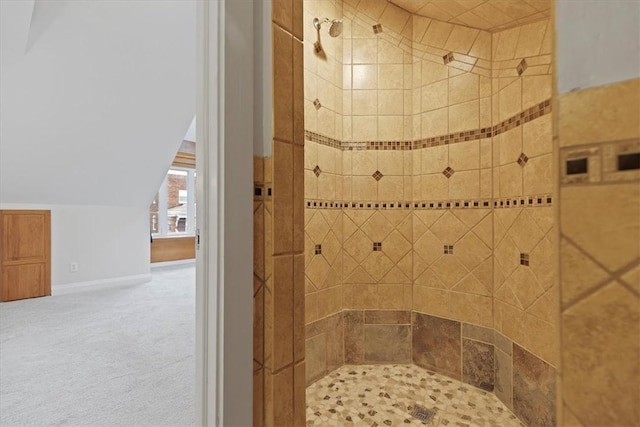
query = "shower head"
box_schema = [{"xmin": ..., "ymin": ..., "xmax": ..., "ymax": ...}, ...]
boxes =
[
  {"xmin": 328, "ymin": 19, "xmax": 343, "ymax": 37},
  {"xmin": 313, "ymin": 17, "xmax": 343, "ymax": 38}
]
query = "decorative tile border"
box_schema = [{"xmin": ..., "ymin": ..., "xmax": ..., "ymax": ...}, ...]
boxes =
[
  {"xmin": 560, "ymin": 139, "xmax": 640, "ymax": 185},
  {"xmin": 493, "ymin": 195, "xmax": 553, "ymax": 208},
  {"xmin": 305, "ymin": 99, "xmax": 552, "ymax": 152},
  {"xmin": 493, "ymin": 100, "xmax": 552, "ymax": 136},
  {"xmin": 305, "ymin": 195, "xmax": 553, "ymax": 210}
]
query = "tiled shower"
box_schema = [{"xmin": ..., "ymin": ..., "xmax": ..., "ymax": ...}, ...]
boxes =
[
  {"xmin": 303, "ymin": 0, "xmax": 556, "ymax": 425},
  {"xmin": 253, "ymin": 0, "xmax": 640, "ymax": 425}
]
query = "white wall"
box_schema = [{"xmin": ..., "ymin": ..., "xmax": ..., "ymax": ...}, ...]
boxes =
[
  {"xmin": 0, "ymin": 203, "xmax": 150, "ymax": 289},
  {"xmin": 557, "ymin": 0, "xmax": 640, "ymax": 93},
  {"xmin": 0, "ymin": 0, "xmax": 196, "ymax": 207}
]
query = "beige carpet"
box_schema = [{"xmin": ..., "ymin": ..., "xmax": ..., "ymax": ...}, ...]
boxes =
[{"xmin": 0, "ymin": 266, "xmax": 195, "ymax": 427}]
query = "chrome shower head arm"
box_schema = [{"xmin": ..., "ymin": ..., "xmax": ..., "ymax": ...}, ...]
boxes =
[{"xmin": 313, "ymin": 17, "xmax": 331, "ymax": 31}]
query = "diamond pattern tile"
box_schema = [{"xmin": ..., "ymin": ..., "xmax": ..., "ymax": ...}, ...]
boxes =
[
  {"xmin": 372, "ymin": 170, "xmax": 384, "ymax": 181},
  {"xmin": 517, "ymin": 153, "xmax": 529, "ymax": 167},
  {"xmin": 313, "ymin": 165, "xmax": 321, "ymax": 177},
  {"xmin": 517, "ymin": 59, "xmax": 528, "ymax": 76},
  {"xmin": 442, "ymin": 166, "xmax": 455, "ymax": 178}
]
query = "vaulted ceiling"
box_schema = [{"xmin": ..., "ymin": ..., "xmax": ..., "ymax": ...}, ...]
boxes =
[
  {"xmin": 388, "ymin": 0, "xmax": 552, "ymax": 31},
  {"xmin": 0, "ymin": 0, "xmax": 195, "ymax": 207}
]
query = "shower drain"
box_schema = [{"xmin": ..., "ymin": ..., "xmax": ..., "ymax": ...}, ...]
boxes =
[{"xmin": 410, "ymin": 405, "xmax": 436, "ymax": 424}]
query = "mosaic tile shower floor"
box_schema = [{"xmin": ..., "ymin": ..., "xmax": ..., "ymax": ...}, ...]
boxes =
[{"xmin": 306, "ymin": 365, "xmax": 523, "ymax": 427}]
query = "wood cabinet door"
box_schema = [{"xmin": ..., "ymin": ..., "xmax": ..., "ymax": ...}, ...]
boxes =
[{"xmin": 0, "ymin": 210, "xmax": 51, "ymax": 301}]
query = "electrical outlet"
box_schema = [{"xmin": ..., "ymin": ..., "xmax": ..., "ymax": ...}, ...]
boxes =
[{"xmin": 69, "ymin": 262, "xmax": 79, "ymax": 273}]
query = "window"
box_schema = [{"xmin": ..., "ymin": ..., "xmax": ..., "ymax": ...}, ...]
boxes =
[
  {"xmin": 150, "ymin": 168, "xmax": 196, "ymax": 236},
  {"xmin": 178, "ymin": 190, "xmax": 188, "ymax": 204}
]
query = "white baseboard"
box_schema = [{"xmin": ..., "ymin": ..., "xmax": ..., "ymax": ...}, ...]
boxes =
[
  {"xmin": 53, "ymin": 274, "xmax": 153, "ymax": 295},
  {"xmin": 151, "ymin": 259, "xmax": 196, "ymax": 269}
]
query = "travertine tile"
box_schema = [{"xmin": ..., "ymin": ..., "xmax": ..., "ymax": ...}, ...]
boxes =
[
  {"xmin": 378, "ymin": 64, "xmax": 404, "ymax": 90},
  {"xmin": 494, "ymin": 347, "xmax": 513, "ymax": 410},
  {"xmin": 379, "ymin": 2, "xmax": 410, "ymax": 34},
  {"xmin": 513, "ymin": 344, "xmax": 556, "ymax": 427},
  {"xmin": 273, "ymin": 255, "xmax": 294, "ymax": 371},
  {"xmin": 412, "ymin": 312, "xmax": 462, "ymax": 380},
  {"xmin": 514, "ymin": 20, "xmax": 547, "ymax": 58},
  {"xmin": 559, "ymin": 78, "xmax": 640, "ymax": 147},
  {"xmin": 449, "ymin": 72, "xmax": 480, "ymax": 106},
  {"xmin": 364, "ymin": 324, "xmax": 411, "ymax": 363},
  {"xmin": 294, "ymin": 361, "xmax": 306, "ymax": 426},
  {"xmin": 562, "ymin": 282, "xmax": 639, "ymax": 427},
  {"xmin": 421, "ymin": 80, "xmax": 449, "ymax": 111},
  {"xmin": 463, "ymin": 339, "xmax": 495, "ymax": 391},
  {"xmin": 423, "ymin": 20, "xmax": 454, "ymax": 49},
  {"xmin": 273, "ymin": 366, "xmax": 294, "ymax": 426},
  {"xmin": 272, "ymin": 0, "xmax": 293, "ymax": 39},
  {"xmin": 273, "ymin": 25, "xmax": 294, "ymax": 143},
  {"xmin": 449, "ymin": 100, "xmax": 479, "ymax": 133},
  {"xmin": 561, "ymin": 183, "xmax": 640, "ymax": 272},
  {"xmin": 462, "ymin": 323, "xmax": 494, "ymax": 344},
  {"xmin": 449, "ymin": 170, "xmax": 481, "ymax": 199},
  {"xmin": 365, "ymin": 310, "xmax": 411, "ymax": 324},
  {"xmin": 293, "ymin": 254, "xmax": 306, "ymax": 363}
]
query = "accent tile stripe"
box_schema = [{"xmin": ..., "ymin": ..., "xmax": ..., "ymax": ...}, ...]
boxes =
[
  {"xmin": 305, "ymin": 99, "xmax": 552, "ymax": 151},
  {"xmin": 305, "ymin": 195, "xmax": 553, "ymax": 210}
]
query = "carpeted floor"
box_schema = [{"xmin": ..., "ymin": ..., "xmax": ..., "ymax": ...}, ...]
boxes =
[{"xmin": 0, "ymin": 265, "xmax": 195, "ymax": 427}]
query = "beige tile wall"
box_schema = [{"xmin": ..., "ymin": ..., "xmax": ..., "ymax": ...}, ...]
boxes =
[
  {"xmin": 304, "ymin": 207, "xmax": 343, "ymax": 323},
  {"xmin": 558, "ymin": 78, "xmax": 640, "ymax": 427},
  {"xmin": 261, "ymin": 1, "xmax": 306, "ymax": 425},
  {"xmin": 304, "ymin": 0, "xmax": 344, "ymax": 141},
  {"xmin": 493, "ymin": 206, "xmax": 557, "ymax": 365},
  {"xmin": 492, "ymin": 20, "xmax": 553, "ymax": 200},
  {"xmin": 491, "ymin": 19, "xmax": 557, "ymax": 369},
  {"xmin": 413, "ymin": 209, "xmax": 493, "ymax": 327},
  {"xmin": 342, "ymin": 209, "xmax": 413, "ymax": 311},
  {"xmin": 301, "ymin": 1, "xmax": 559, "ymax": 409},
  {"xmin": 343, "ymin": 1, "xmax": 413, "ymax": 142},
  {"xmin": 406, "ymin": 14, "xmax": 488, "ymax": 205}
]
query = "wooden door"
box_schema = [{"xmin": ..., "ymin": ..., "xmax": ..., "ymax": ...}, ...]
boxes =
[{"xmin": 0, "ymin": 210, "xmax": 51, "ymax": 301}]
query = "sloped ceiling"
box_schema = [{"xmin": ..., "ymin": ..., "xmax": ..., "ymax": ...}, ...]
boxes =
[
  {"xmin": 0, "ymin": 0, "xmax": 195, "ymax": 207},
  {"xmin": 388, "ymin": 0, "xmax": 551, "ymax": 31}
]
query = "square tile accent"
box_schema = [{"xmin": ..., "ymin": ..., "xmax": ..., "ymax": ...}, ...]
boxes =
[
  {"xmin": 254, "ymin": 186, "xmax": 263, "ymax": 197},
  {"xmin": 617, "ymin": 152, "xmax": 640, "ymax": 171},
  {"xmin": 313, "ymin": 99, "xmax": 322, "ymax": 110},
  {"xmin": 599, "ymin": 139, "xmax": 639, "ymax": 183},
  {"xmin": 314, "ymin": 244, "xmax": 322, "ymax": 255},
  {"xmin": 373, "ymin": 242, "xmax": 382, "ymax": 251},
  {"xmin": 442, "ymin": 166, "xmax": 455, "ymax": 178},
  {"xmin": 560, "ymin": 146, "xmax": 601, "ymax": 185},
  {"xmin": 520, "ymin": 253, "xmax": 529, "ymax": 266},
  {"xmin": 313, "ymin": 165, "xmax": 322, "ymax": 177},
  {"xmin": 372, "ymin": 170, "xmax": 384, "ymax": 181},
  {"xmin": 372, "ymin": 24, "xmax": 383, "ymax": 34},
  {"xmin": 444, "ymin": 245, "xmax": 454, "ymax": 254},
  {"xmin": 517, "ymin": 153, "xmax": 529, "ymax": 167},
  {"xmin": 516, "ymin": 59, "xmax": 528, "ymax": 76},
  {"xmin": 443, "ymin": 52, "xmax": 454, "ymax": 64},
  {"xmin": 566, "ymin": 158, "xmax": 587, "ymax": 175}
]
